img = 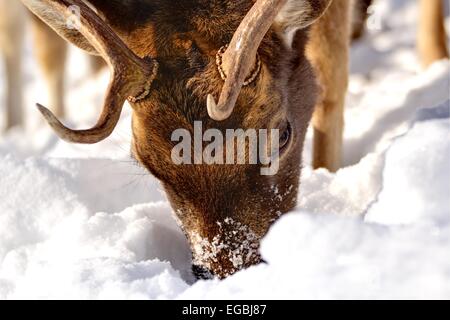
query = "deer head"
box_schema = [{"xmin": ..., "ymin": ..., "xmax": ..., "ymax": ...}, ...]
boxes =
[{"xmin": 21, "ymin": 0, "xmax": 331, "ymax": 279}]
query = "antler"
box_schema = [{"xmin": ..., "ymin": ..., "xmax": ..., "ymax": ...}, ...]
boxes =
[
  {"xmin": 207, "ymin": 0, "xmax": 333, "ymax": 121},
  {"xmin": 22, "ymin": 0, "xmax": 158, "ymax": 143},
  {"xmin": 207, "ymin": 0, "xmax": 288, "ymax": 121}
]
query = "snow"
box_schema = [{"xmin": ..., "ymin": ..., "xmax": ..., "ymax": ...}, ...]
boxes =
[{"xmin": 0, "ymin": 0, "xmax": 449, "ymax": 299}]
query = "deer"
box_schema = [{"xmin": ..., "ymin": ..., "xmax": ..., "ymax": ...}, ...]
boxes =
[
  {"xmin": 18, "ymin": 0, "xmax": 448, "ymax": 279},
  {"xmin": 0, "ymin": 0, "xmax": 103, "ymax": 131}
]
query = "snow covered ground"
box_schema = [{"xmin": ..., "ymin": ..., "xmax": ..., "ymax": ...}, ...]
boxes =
[{"xmin": 0, "ymin": 0, "xmax": 449, "ymax": 299}]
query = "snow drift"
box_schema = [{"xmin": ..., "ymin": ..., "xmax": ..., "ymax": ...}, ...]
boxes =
[{"xmin": 0, "ymin": 0, "xmax": 449, "ymax": 299}]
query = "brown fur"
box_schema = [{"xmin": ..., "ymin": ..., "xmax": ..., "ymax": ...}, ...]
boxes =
[
  {"xmin": 20, "ymin": 0, "xmax": 449, "ymax": 279},
  {"xmin": 34, "ymin": 0, "xmax": 319, "ymax": 278}
]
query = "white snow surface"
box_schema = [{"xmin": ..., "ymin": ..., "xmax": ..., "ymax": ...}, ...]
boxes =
[{"xmin": 0, "ymin": 0, "xmax": 449, "ymax": 299}]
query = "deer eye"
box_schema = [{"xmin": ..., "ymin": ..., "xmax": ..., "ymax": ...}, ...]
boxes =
[{"xmin": 279, "ymin": 121, "xmax": 292, "ymax": 151}]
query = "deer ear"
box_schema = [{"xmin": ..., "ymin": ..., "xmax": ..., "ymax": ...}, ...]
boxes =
[
  {"xmin": 21, "ymin": 0, "xmax": 99, "ymax": 55},
  {"xmin": 275, "ymin": 0, "xmax": 332, "ymax": 47}
]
